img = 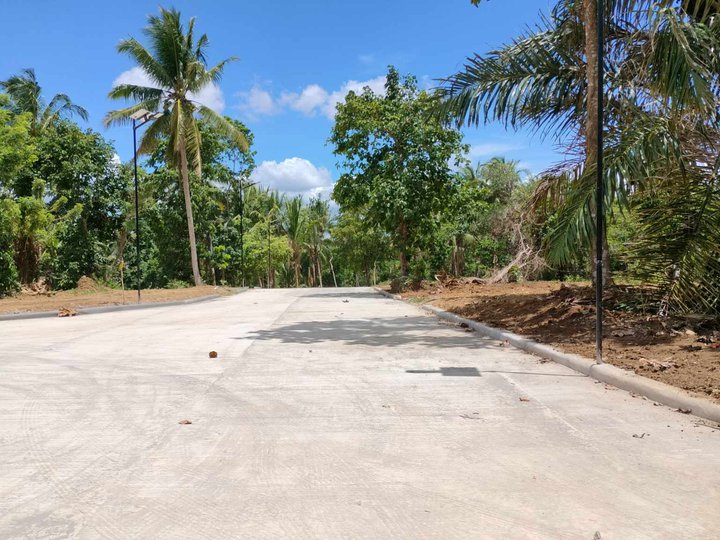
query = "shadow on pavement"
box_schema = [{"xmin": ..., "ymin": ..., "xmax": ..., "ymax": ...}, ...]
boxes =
[
  {"xmin": 236, "ymin": 315, "xmax": 496, "ymax": 349},
  {"xmin": 300, "ymin": 291, "xmax": 384, "ymax": 300}
]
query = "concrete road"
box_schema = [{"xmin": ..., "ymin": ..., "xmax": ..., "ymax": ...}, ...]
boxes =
[{"xmin": 1, "ymin": 288, "xmax": 718, "ymax": 539}]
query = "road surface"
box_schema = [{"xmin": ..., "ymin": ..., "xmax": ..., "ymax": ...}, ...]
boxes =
[{"xmin": 1, "ymin": 288, "xmax": 718, "ymax": 539}]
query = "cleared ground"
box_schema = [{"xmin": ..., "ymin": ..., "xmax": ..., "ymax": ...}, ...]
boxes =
[
  {"xmin": 0, "ymin": 284, "xmax": 234, "ymax": 315},
  {"xmin": 398, "ymin": 280, "xmax": 720, "ymax": 403},
  {"xmin": 0, "ymin": 288, "xmax": 718, "ymax": 539}
]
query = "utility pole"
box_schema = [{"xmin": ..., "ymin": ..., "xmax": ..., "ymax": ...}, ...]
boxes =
[
  {"xmin": 595, "ymin": 0, "xmax": 605, "ymax": 363},
  {"xmin": 266, "ymin": 213, "xmax": 272, "ymax": 288},
  {"xmin": 130, "ymin": 109, "xmax": 163, "ymax": 304}
]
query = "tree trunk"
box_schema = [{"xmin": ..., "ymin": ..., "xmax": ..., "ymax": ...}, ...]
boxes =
[
  {"xmin": 178, "ymin": 146, "xmax": 202, "ymax": 286},
  {"xmin": 452, "ymin": 236, "xmax": 465, "ymax": 276},
  {"xmin": 293, "ymin": 246, "xmax": 300, "ymax": 288},
  {"xmin": 317, "ymin": 253, "xmax": 323, "ymax": 288},
  {"xmin": 329, "ymin": 256, "xmax": 338, "ymax": 288},
  {"xmin": 398, "ymin": 218, "xmax": 409, "ymax": 275},
  {"xmin": 582, "ymin": 0, "xmax": 611, "ymax": 286},
  {"xmin": 208, "ymin": 233, "xmax": 217, "ymax": 287}
]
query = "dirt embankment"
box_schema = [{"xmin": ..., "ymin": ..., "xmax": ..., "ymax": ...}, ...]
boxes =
[
  {"xmin": 397, "ymin": 279, "xmax": 720, "ymax": 403},
  {"xmin": 0, "ymin": 282, "xmax": 234, "ymax": 315}
]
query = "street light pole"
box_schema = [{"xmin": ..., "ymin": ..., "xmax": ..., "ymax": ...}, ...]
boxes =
[
  {"xmin": 238, "ymin": 179, "xmax": 257, "ymax": 288},
  {"xmin": 240, "ymin": 184, "xmax": 245, "ymax": 287},
  {"xmin": 267, "ymin": 213, "xmax": 271, "ymax": 288},
  {"xmin": 596, "ymin": 0, "xmax": 605, "ymax": 364},
  {"xmin": 130, "ymin": 109, "xmax": 163, "ymax": 304},
  {"xmin": 132, "ymin": 119, "xmax": 141, "ymax": 304}
]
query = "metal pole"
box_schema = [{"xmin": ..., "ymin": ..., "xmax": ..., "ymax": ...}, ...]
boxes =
[
  {"xmin": 133, "ymin": 120, "xmax": 141, "ymax": 304},
  {"xmin": 267, "ymin": 214, "xmax": 271, "ymax": 288},
  {"xmin": 595, "ymin": 0, "xmax": 605, "ymax": 363},
  {"xmin": 240, "ymin": 183, "xmax": 245, "ymax": 287}
]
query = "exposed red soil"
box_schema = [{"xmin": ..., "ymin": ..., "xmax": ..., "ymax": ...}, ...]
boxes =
[
  {"xmin": 0, "ymin": 285, "xmax": 234, "ymax": 315},
  {"xmin": 397, "ymin": 279, "xmax": 720, "ymax": 404}
]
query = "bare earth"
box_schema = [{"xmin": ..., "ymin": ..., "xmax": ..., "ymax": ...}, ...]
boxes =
[
  {"xmin": 397, "ymin": 280, "xmax": 720, "ymax": 404},
  {"xmin": 0, "ymin": 285, "xmax": 234, "ymax": 315}
]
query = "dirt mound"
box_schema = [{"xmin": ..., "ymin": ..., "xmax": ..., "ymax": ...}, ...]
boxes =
[{"xmin": 76, "ymin": 276, "xmax": 101, "ymax": 291}]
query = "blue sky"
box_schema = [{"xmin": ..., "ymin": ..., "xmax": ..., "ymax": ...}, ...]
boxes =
[{"xmin": 1, "ymin": 0, "xmax": 564, "ymax": 199}]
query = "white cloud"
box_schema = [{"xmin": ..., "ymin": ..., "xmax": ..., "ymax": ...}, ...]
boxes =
[
  {"xmin": 321, "ymin": 76, "xmax": 386, "ymax": 118},
  {"xmin": 112, "ymin": 67, "xmax": 225, "ymax": 113},
  {"xmin": 236, "ymin": 75, "xmax": 387, "ymax": 120},
  {"xmin": 236, "ymin": 86, "xmax": 280, "ymax": 118},
  {"xmin": 280, "ymin": 84, "xmax": 329, "ymax": 116},
  {"xmin": 468, "ymin": 143, "xmax": 521, "ymax": 158},
  {"xmin": 113, "ymin": 66, "xmax": 154, "ymax": 89},
  {"xmin": 192, "ymin": 84, "xmax": 225, "ymax": 113},
  {"xmin": 250, "ymin": 157, "xmax": 334, "ymax": 199}
]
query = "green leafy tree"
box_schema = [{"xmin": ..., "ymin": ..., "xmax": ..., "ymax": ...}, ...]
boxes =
[
  {"xmin": 0, "ymin": 106, "xmax": 36, "ymax": 196},
  {"xmin": 243, "ymin": 217, "xmax": 291, "ymax": 288},
  {"xmin": 331, "ymin": 66, "xmax": 466, "ymax": 275},
  {"xmin": 31, "ymin": 122, "xmax": 126, "ymax": 286},
  {"xmin": 104, "ymin": 7, "xmax": 248, "ymax": 286},
  {"xmin": 0, "ymin": 198, "xmax": 20, "ymax": 294},
  {"xmin": 330, "ymin": 208, "xmax": 394, "ymax": 286}
]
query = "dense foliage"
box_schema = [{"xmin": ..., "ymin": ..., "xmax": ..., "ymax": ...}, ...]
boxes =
[
  {"xmin": 2, "ymin": 3, "xmax": 719, "ymax": 318},
  {"xmin": 0, "ymin": 58, "xmax": 536, "ymax": 296},
  {"xmin": 438, "ymin": 0, "xmax": 720, "ymax": 315}
]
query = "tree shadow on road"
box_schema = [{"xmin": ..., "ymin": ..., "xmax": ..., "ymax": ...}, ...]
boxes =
[
  {"xmin": 234, "ymin": 315, "xmax": 498, "ymax": 349},
  {"xmin": 300, "ymin": 291, "xmax": 383, "ymax": 300}
]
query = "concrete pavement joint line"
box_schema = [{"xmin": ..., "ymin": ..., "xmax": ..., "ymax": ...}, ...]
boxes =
[
  {"xmin": 0, "ymin": 288, "xmax": 248, "ymax": 322},
  {"xmin": 374, "ymin": 287, "xmax": 720, "ymax": 424}
]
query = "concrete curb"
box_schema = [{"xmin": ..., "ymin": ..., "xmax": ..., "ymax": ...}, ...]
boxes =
[
  {"xmin": 0, "ymin": 289, "xmax": 245, "ymax": 322},
  {"xmin": 375, "ymin": 287, "xmax": 720, "ymax": 424}
]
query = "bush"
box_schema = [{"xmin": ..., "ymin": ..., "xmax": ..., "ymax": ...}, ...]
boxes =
[{"xmin": 0, "ymin": 199, "xmax": 20, "ymax": 296}]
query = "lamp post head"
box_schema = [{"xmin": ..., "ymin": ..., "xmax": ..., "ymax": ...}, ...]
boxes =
[{"xmin": 130, "ymin": 109, "xmax": 164, "ymax": 123}]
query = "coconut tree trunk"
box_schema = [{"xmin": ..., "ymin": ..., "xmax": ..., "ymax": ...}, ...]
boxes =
[
  {"xmin": 178, "ymin": 145, "xmax": 202, "ymax": 286},
  {"xmin": 329, "ymin": 256, "xmax": 338, "ymax": 287},
  {"xmin": 582, "ymin": 0, "xmax": 611, "ymax": 286}
]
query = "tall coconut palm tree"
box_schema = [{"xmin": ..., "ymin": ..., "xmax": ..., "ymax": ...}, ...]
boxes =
[
  {"xmin": 104, "ymin": 7, "xmax": 247, "ymax": 286},
  {"xmin": 281, "ymin": 196, "xmax": 306, "ymax": 288},
  {"xmin": 0, "ymin": 68, "xmax": 88, "ymax": 134},
  {"xmin": 305, "ymin": 198, "xmax": 330, "ymax": 287}
]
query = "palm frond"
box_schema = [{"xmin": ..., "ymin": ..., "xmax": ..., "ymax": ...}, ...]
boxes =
[
  {"xmin": 116, "ymin": 38, "xmax": 172, "ymax": 88},
  {"xmin": 435, "ymin": 17, "xmax": 584, "ymax": 138},
  {"xmin": 108, "ymin": 83, "xmax": 165, "ymax": 103},
  {"xmin": 41, "ymin": 93, "xmax": 89, "ymax": 129},
  {"xmin": 136, "ymin": 111, "xmax": 172, "ymax": 156},
  {"xmin": 197, "ymin": 105, "xmax": 248, "ymax": 152},
  {"xmin": 103, "ymin": 99, "xmax": 161, "ymax": 128},
  {"xmin": 631, "ymin": 162, "xmax": 720, "ymax": 314}
]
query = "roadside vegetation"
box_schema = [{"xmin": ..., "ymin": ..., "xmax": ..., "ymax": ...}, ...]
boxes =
[{"xmin": 1, "ymin": 1, "xmax": 719, "ymax": 327}]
